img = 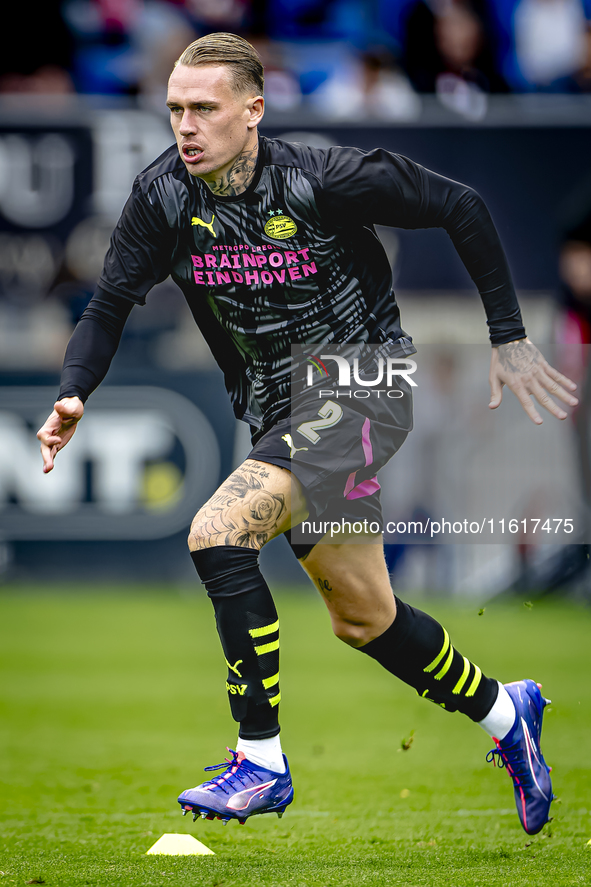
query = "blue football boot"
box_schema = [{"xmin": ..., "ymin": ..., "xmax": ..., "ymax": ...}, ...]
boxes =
[
  {"xmin": 486, "ymin": 680, "xmax": 553, "ymax": 835},
  {"xmin": 178, "ymin": 749, "xmax": 294, "ymax": 825}
]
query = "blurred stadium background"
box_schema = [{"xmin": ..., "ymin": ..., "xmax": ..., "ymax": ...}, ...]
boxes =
[{"xmin": 1, "ymin": 0, "xmax": 591, "ymax": 601}]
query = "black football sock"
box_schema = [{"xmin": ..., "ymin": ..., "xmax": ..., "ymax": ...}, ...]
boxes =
[
  {"xmin": 191, "ymin": 546, "xmax": 281, "ymax": 740},
  {"xmin": 359, "ymin": 596, "xmax": 498, "ymax": 721}
]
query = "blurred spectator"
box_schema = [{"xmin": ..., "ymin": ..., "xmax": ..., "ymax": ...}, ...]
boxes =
[
  {"xmin": 400, "ymin": 1, "xmax": 507, "ymax": 118},
  {"xmin": 184, "ymin": 0, "xmax": 251, "ymax": 30},
  {"xmin": 62, "ymin": 0, "xmax": 197, "ymax": 97},
  {"xmin": 265, "ymin": 0, "xmax": 370, "ymax": 44},
  {"xmin": 248, "ymin": 37, "xmax": 302, "ymax": 112},
  {"xmin": 435, "ymin": 3, "xmax": 508, "ymax": 89},
  {"xmin": 136, "ymin": 4, "xmax": 198, "ymax": 111},
  {"xmin": 553, "ymin": 201, "xmax": 591, "ymax": 555},
  {"xmin": 488, "ymin": 0, "xmax": 591, "ymax": 91},
  {"xmin": 402, "ymin": 2, "xmax": 508, "ymax": 90},
  {"xmin": 556, "ymin": 231, "xmax": 591, "ymax": 350},
  {"xmin": 552, "ymin": 22, "xmax": 591, "ymax": 91},
  {"xmin": 435, "ymin": 2, "xmax": 508, "ymax": 117},
  {"xmin": 63, "ymin": 0, "xmax": 140, "ymax": 95},
  {"xmin": 0, "ymin": 0, "xmax": 74, "ymax": 96},
  {"xmin": 261, "ymin": 0, "xmax": 377, "ymax": 102},
  {"xmin": 514, "ymin": 0, "xmax": 588, "ymax": 90},
  {"xmin": 555, "ymin": 178, "xmax": 591, "ymax": 349},
  {"xmin": 400, "ymin": 1, "xmax": 441, "ymax": 92},
  {"xmin": 309, "ymin": 46, "xmax": 421, "ymax": 121}
]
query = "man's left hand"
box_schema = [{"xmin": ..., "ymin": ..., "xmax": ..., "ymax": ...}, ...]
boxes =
[{"xmin": 489, "ymin": 337, "xmax": 578, "ymax": 425}]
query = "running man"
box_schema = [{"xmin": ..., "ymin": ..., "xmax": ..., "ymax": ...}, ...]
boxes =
[{"xmin": 37, "ymin": 33, "xmax": 577, "ymax": 834}]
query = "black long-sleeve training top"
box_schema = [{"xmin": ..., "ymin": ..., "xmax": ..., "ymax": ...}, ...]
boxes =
[{"xmin": 59, "ymin": 134, "xmax": 526, "ymax": 430}]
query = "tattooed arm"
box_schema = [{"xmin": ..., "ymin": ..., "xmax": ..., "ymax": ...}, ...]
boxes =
[{"xmin": 489, "ymin": 338, "xmax": 578, "ymax": 424}]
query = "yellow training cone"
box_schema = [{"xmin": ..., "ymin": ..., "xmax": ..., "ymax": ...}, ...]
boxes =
[{"xmin": 146, "ymin": 833, "xmax": 215, "ymax": 856}]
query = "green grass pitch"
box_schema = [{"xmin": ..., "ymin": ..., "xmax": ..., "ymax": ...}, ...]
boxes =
[{"xmin": 1, "ymin": 586, "xmax": 590, "ymax": 886}]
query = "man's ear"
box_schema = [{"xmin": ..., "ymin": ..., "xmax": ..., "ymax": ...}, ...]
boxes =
[{"xmin": 247, "ymin": 95, "xmax": 265, "ymax": 129}]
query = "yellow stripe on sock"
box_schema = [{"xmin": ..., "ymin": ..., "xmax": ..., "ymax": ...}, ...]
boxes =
[
  {"xmin": 434, "ymin": 644, "xmax": 454, "ymax": 680},
  {"xmin": 262, "ymin": 673, "xmax": 279, "ymax": 690},
  {"xmin": 254, "ymin": 639, "xmax": 279, "ymax": 656},
  {"xmin": 423, "ymin": 628, "xmax": 450, "ymax": 673},
  {"xmin": 269, "ymin": 692, "xmax": 281, "ymax": 707},
  {"xmin": 249, "ymin": 620, "xmax": 279, "ymax": 638},
  {"xmin": 465, "ymin": 665, "xmax": 482, "ymax": 697},
  {"xmin": 452, "ymin": 656, "xmax": 471, "ymax": 694}
]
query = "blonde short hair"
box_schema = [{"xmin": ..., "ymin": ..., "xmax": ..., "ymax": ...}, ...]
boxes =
[{"xmin": 176, "ymin": 33, "xmax": 264, "ymax": 96}]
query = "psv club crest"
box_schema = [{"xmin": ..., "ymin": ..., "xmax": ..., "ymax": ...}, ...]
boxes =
[{"xmin": 264, "ymin": 209, "xmax": 297, "ymax": 240}]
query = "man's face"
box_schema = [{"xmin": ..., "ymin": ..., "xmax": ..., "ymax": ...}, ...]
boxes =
[
  {"xmin": 166, "ymin": 64, "xmax": 263, "ymax": 182},
  {"xmin": 560, "ymin": 241, "xmax": 591, "ymax": 301}
]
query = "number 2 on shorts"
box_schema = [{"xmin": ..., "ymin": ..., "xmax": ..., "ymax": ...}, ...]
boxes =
[{"xmin": 296, "ymin": 400, "xmax": 344, "ymax": 444}]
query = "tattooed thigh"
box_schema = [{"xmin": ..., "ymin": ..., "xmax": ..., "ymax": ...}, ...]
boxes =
[{"xmin": 188, "ymin": 460, "xmax": 293, "ymax": 551}]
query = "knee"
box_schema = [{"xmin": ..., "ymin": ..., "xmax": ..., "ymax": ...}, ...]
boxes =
[
  {"xmin": 331, "ymin": 617, "xmax": 383, "ymax": 648},
  {"xmin": 329, "ymin": 596, "xmax": 397, "ymax": 648}
]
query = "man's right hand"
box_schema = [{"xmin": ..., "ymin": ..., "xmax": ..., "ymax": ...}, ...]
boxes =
[{"xmin": 37, "ymin": 397, "xmax": 84, "ymax": 474}]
